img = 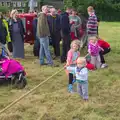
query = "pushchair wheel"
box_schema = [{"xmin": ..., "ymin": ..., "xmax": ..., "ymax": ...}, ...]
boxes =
[
  {"xmin": 12, "ymin": 72, "xmax": 27, "ymax": 89},
  {"xmin": 14, "ymin": 77, "xmax": 27, "ymax": 89}
]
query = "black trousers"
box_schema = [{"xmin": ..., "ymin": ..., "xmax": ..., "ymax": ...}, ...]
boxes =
[
  {"xmin": 51, "ymin": 32, "xmax": 61, "ymax": 57},
  {"xmin": 61, "ymin": 34, "xmax": 71, "ymax": 63},
  {"xmin": 99, "ymin": 48, "xmax": 111, "ymax": 64},
  {"xmin": 69, "ymin": 73, "xmax": 73, "ymax": 84}
]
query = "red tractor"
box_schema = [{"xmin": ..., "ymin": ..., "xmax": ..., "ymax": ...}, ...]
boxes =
[{"xmin": 17, "ymin": 13, "xmax": 37, "ymax": 45}]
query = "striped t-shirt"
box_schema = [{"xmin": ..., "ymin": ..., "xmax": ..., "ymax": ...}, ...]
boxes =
[{"xmin": 87, "ymin": 13, "xmax": 98, "ymax": 35}]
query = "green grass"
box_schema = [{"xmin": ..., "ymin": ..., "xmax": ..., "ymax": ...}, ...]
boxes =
[{"xmin": 0, "ymin": 22, "xmax": 120, "ymax": 120}]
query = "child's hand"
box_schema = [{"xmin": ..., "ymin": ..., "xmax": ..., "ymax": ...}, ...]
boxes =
[
  {"xmin": 70, "ymin": 20, "xmax": 75, "ymax": 24},
  {"xmin": 64, "ymin": 64, "xmax": 68, "ymax": 69},
  {"xmin": 73, "ymin": 60, "xmax": 77, "ymax": 64},
  {"xmin": 64, "ymin": 65, "xmax": 67, "ymax": 69},
  {"xmin": 101, "ymin": 48, "xmax": 104, "ymax": 51}
]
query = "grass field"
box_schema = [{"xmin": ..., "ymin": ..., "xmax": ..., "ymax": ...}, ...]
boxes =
[{"xmin": 0, "ymin": 22, "xmax": 120, "ymax": 120}]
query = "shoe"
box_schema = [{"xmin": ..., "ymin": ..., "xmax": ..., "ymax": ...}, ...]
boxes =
[
  {"xmin": 52, "ymin": 56, "xmax": 57, "ymax": 60},
  {"xmin": 101, "ymin": 63, "xmax": 108, "ymax": 68},
  {"xmin": 40, "ymin": 63, "xmax": 48, "ymax": 65},
  {"xmin": 53, "ymin": 56, "xmax": 61, "ymax": 60},
  {"xmin": 48, "ymin": 64, "xmax": 59, "ymax": 67},
  {"xmin": 68, "ymin": 84, "xmax": 74, "ymax": 93}
]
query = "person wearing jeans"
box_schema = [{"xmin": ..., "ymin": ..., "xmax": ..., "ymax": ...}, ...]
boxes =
[
  {"xmin": 37, "ymin": 6, "xmax": 53, "ymax": 66},
  {"xmin": 39, "ymin": 36, "xmax": 53, "ymax": 65}
]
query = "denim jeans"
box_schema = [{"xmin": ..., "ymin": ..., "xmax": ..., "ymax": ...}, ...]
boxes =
[{"xmin": 39, "ymin": 36, "xmax": 53, "ymax": 65}]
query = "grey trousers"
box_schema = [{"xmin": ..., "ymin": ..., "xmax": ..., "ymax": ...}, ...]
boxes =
[
  {"xmin": 91, "ymin": 55, "xmax": 101, "ymax": 69},
  {"xmin": 77, "ymin": 81, "xmax": 88, "ymax": 100}
]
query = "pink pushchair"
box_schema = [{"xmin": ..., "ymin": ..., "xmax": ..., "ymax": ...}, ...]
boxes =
[{"xmin": 0, "ymin": 49, "xmax": 27, "ymax": 89}]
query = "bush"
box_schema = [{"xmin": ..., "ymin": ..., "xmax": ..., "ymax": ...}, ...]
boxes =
[
  {"xmin": 64, "ymin": 0, "xmax": 120, "ymax": 21},
  {"xmin": 0, "ymin": 6, "xmax": 9, "ymax": 13}
]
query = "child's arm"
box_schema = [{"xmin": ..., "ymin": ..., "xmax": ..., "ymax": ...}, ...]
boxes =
[
  {"xmin": 88, "ymin": 44, "xmax": 91, "ymax": 54},
  {"xmin": 66, "ymin": 50, "xmax": 72, "ymax": 66},
  {"xmin": 99, "ymin": 46, "xmax": 104, "ymax": 51},
  {"xmin": 66, "ymin": 66, "xmax": 75, "ymax": 73},
  {"xmin": 88, "ymin": 48, "xmax": 91, "ymax": 54}
]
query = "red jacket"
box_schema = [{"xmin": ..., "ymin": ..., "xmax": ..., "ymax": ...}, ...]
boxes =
[{"xmin": 98, "ymin": 39, "xmax": 110, "ymax": 49}]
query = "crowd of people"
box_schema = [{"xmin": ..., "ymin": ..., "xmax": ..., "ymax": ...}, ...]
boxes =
[{"xmin": 0, "ymin": 5, "xmax": 111, "ymax": 101}]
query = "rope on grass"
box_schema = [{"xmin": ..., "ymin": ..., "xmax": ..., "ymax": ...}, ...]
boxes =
[{"xmin": 0, "ymin": 67, "xmax": 64, "ymax": 115}]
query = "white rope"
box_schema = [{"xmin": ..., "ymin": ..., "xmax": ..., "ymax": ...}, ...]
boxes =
[{"xmin": 0, "ymin": 67, "xmax": 64, "ymax": 114}]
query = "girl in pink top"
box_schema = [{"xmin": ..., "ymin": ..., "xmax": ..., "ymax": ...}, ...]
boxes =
[
  {"xmin": 88, "ymin": 36, "xmax": 103, "ymax": 69},
  {"xmin": 65, "ymin": 40, "xmax": 80, "ymax": 93}
]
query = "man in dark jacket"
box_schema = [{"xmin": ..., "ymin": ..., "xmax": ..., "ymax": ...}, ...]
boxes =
[
  {"xmin": 60, "ymin": 8, "xmax": 71, "ymax": 63},
  {"xmin": 47, "ymin": 8, "xmax": 61, "ymax": 58},
  {"xmin": 0, "ymin": 18, "xmax": 7, "ymax": 45},
  {"xmin": 33, "ymin": 17, "xmax": 40, "ymax": 57}
]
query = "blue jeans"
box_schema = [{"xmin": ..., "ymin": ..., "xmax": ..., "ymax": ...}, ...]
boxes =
[{"xmin": 39, "ymin": 36, "xmax": 53, "ymax": 65}]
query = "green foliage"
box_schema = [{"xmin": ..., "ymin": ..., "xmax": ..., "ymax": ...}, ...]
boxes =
[
  {"xmin": 24, "ymin": 1, "xmax": 29, "ymax": 12},
  {"xmin": 64, "ymin": 0, "xmax": 120, "ymax": 21},
  {"xmin": 63, "ymin": 0, "xmax": 73, "ymax": 9},
  {"xmin": 0, "ymin": 6, "xmax": 9, "ymax": 13}
]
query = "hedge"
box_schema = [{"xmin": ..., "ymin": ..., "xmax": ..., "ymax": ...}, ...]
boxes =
[{"xmin": 64, "ymin": 0, "xmax": 120, "ymax": 21}]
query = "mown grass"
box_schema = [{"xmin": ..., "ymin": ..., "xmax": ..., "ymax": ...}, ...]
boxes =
[{"xmin": 0, "ymin": 22, "xmax": 120, "ymax": 120}]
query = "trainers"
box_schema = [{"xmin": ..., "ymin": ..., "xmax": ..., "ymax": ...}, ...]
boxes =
[
  {"xmin": 68, "ymin": 84, "xmax": 74, "ymax": 93},
  {"xmin": 101, "ymin": 63, "xmax": 108, "ymax": 68},
  {"xmin": 40, "ymin": 63, "xmax": 48, "ymax": 65},
  {"xmin": 48, "ymin": 64, "xmax": 59, "ymax": 67}
]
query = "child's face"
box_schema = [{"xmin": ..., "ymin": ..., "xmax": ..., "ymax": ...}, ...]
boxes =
[
  {"xmin": 90, "ymin": 38, "xmax": 97, "ymax": 44},
  {"xmin": 72, "ymin": 43, "xmax": 79, "ymax": 51},
  {"xmin": 77, "ymin": 60, "xmax": 84, "ymax": 68}
]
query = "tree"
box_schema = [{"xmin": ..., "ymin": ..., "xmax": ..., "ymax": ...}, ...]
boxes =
[
  {"xmin": 0, "ymin": 6, "xmax": 9, "ymax": 13},
  {"xmin": 64, "ymin": 0, "xmax": 120, "ymax": 21}
]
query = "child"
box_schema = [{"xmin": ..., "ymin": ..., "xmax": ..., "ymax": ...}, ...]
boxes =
[
  {"xmin": 65, "ymin": 40, "xmax": 80, "ymax": 93},
  {"xmin": 97, "ymin": 36, "xmax": 111, "ymax": 68},
  {"xmin": 67, "ymin": 57, "xmax": 88, "ymax": 101},
  {"xmin": 88, "ymin": 36, "xmax": 103, "ymax": 69}
]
